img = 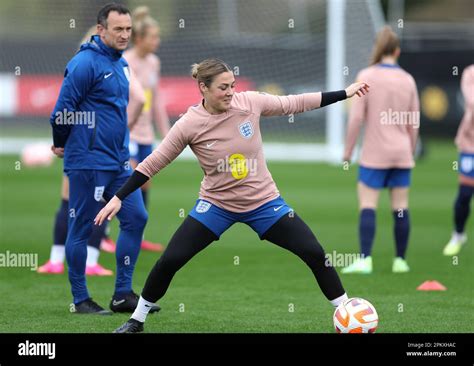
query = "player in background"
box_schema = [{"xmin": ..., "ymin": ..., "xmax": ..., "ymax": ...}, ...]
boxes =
[
  {"xmin": 50, "ymin": 4, "xmax": 159, "ymax": 315},
  {"xmin": 121, "ymin": 6, "xmax": 170, "ymax": 252},
  {"xmin": 341, "ymin": 26, "xmax": 419, "ymax": 274},
  {"xmin": 443, "ymin": 64, "xmax": 474, "ymax": 255},
  {"xmin": 36, "ymin": 174, "xmax": 114, "ymax": 276},
  {"xmin": 38, "ymin": 26, "xmax": 118, "ymax": 276},
  {"xmin": 94, "ymin": 58, "xmax": 370, "ymax": 333}
]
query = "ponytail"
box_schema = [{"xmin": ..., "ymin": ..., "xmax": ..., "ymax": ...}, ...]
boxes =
[{"xmin": 369, "ymin": 26, "xmax": 400, "ymax": 65}]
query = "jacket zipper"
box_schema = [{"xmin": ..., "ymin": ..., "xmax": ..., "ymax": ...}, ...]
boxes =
[{"xmin": 88, "ymin": 124, "xmax": 97, "ymax": 150}]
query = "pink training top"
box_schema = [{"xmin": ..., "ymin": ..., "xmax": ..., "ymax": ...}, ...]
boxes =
[
  {"xmin": 455, "ymin": 64, "xmax": 474, "ymax": 153},
  {"xmin": 124, "ymin": 48, "xmax": 170, "ymax": 144},
  {"xmin": 127, "ymin": 68, "xmax": 146, "ymax": 127},
  {"xmin": 137, "ymin": 91, "xmax": 322, "ymax": 212},
  {"xmin": 344, "ymin": 64, "xmax": 419, "ymax": 168}
]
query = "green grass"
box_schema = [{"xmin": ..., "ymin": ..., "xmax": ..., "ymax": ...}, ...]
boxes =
[{"xmin": 0, "ymin": 141, "xmax": 472, "ymax": 333}]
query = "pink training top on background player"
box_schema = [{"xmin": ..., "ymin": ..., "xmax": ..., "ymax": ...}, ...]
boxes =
[
  {"xmin": 136, "ymin": 91, "xmax": 323, "ymax": 212},
  {"xmin": 344, "ymin": 65, "xmax": 420, "ymax": 169},
  {"xmin": 124, "ymin": 48, "xmax": 169, "ymax": 144},
  {"xmin": 455, "ymin": 64, "xmax": 474, "ymax": 154}
]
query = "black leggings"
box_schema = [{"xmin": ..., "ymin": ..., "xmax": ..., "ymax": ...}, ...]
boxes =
[{"xmin": 141, "ymin": 214, "xmax": 345, "ymax": 303}]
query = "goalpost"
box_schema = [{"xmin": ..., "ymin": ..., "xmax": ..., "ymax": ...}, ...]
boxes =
[
  {"xmin": 219, "ymin": 0, "xmax": 385, "ymax": 163},
  {"xmin": 325, "ymin": 0, "xmax": 346, "ymax": 163}
]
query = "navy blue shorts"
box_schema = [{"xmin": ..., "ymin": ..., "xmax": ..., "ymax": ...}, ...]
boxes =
[
  {"xmin": 459, "ymin": 152, "xmax": 474, "ymax": 178},
  {"xmin": 129, "ymin": 140, "xmax": 153, "ymax": 164},
  {"xmin": 359, "ymin": 165, "xmax": 411, "ymax": 189},
  {"xmin": 189, "ymin": 196, "xmax": 293, "ymax": 239}
]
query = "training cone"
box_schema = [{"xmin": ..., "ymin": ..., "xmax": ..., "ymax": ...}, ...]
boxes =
[{"xmin": 417, "ymin": 280, "xmax": 447, "ymax": 291}]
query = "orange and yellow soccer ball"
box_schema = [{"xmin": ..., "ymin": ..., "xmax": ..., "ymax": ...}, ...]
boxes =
[{"xmin": 333, "ymin": 298, "xmax": 378, "ymax": 333}]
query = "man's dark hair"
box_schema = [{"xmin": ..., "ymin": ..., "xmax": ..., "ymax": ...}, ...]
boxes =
[{"xmin": 97, "ymin": 3, "xmax": 130, "ymax": 28}]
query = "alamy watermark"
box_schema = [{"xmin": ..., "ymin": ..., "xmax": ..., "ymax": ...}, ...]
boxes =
[
  {"xmin": 217, "ymin": 154, "xmax": 258, "ymax": 179},
  {"xmin": 54, "ymin": 109, "xmax": 95, "ymax": 129},
  {"xmin": 380, "ymin": 108, "xmax": 420, "ymax": 129},
  {"xmin": 325, "ymin": 250, "xmax": 364, "ymax": 268},
  {"xmin": 18, "ymin": 340, "xmax": 55, "ymax": 359},
  {"xmin": 0, "ymin": 250, "xmax": 38, "ymax": 271}
]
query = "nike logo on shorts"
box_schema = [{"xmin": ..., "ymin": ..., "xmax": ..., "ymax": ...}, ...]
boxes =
[
  {"xmin": 104, "ymin": 73, "xmax": 113, "ymax": 79},
  {"xmin": 273, "ymin": 205, "xmax": 284, "ymax": 211}
]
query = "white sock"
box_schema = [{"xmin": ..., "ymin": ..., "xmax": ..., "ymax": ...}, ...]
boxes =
[
  {"xmin": 330, "ymin": 293, "xmax": 349, "ymax": 308},
  {"xmin": 131, "ymin": 296, "xmax": 155, "ymax": 323},
  {"xmin": 86, "ymin": 246, "xmax": 99, "ymax": 267},
  {"xmin": 50, "ymin": 245, "xmax": 65, "ymax": 264}
]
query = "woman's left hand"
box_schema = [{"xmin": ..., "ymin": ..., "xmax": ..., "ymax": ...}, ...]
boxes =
[{"xmin": 345, "ymin": 82, "xmax": 370, "ymax": 98}]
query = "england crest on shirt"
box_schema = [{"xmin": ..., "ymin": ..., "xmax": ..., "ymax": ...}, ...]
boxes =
[
  {"xmin": 238, "ymin": 121, "xmax": 253, "ymax": 139},
  {"xmin": 196, "ymin": 200, "xmax": 212, "ymax": 213}
]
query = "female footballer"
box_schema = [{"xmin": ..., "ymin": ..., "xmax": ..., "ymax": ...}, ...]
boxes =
[
  {"xmin": 342, "ymin": 26, "xmax": 419, "ymax": 274},
  {"xmin": 123, "ymin": 6, "xmax": 171, "ymax": 252},
  {"xmin": 443, "ymin": 64, "xmax": 474, "ymax": 256},
  {"xmin": 95, "ymin": 58, "xmax": 369, "ymax": 332}
]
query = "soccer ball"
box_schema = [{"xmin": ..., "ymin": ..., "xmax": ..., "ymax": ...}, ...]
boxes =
[{"xmin": 333, "ymin": 297, "xmax": 378, "ymax": 333}]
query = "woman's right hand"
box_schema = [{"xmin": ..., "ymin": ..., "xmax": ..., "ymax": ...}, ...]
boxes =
[
  {"xmin": 51, "ymin": 145, "xmax": 64, "ymax": 158},
  {"xmin": 94, "ymin": 195, "xmax": 122, "ymax": 226}
]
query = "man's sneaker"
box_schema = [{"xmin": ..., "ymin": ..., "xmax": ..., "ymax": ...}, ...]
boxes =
[
  {"xmin": 71, "ymin": 299, "xmax": 113, "ymax": 315},
  {"xmin": 110, "ymin": 291, "xmax": 161, "ymax": 314},
  {"xmin": 113, "ymin": 318, "xmax": 144, "ymax": 333},
  {"xmin": 37, "ymin": 260, "xmax": 64, "ymax": 274},
  {"xmin": 341, "ymin": 256, "xmax": 373, "ymax": 274},
  {"xmin": 101, "ymin": 237, "xmax": 116, "ymax": 253},
  {"xmin": 392, "ymin": 257, "xmax": 410, "ymax": 273},
  {"xmin": 443, "ymin": 232, "xmax": 467, "ymax": 256},
  {"xmin": 86, "ymin": 263, "xmax": 113, "ymax": 276},
  {"xmin": 141, "ymin": 239, "xmax": 165, "ymax": 252}
]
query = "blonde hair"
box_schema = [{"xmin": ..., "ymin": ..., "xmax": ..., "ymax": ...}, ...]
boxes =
[
  {"xmin": 78, "ymin": 25, "xmax": 98, "ymax": 50},
  {"xmin": 191, "ymin": 58, "xmax": 232, "ymax": 87},
  {"xmin": 369, "ymin": 26, "xmax": 400, "ymax": 65},
  {"xmin": 131, "ymin": 6, "xmax": 159, "ymax": 43}
]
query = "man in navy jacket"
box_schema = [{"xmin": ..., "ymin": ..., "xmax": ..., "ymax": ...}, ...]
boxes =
[{"xmin": 51, "ymin": 3, "xmax": 157, "ymax": 315}]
